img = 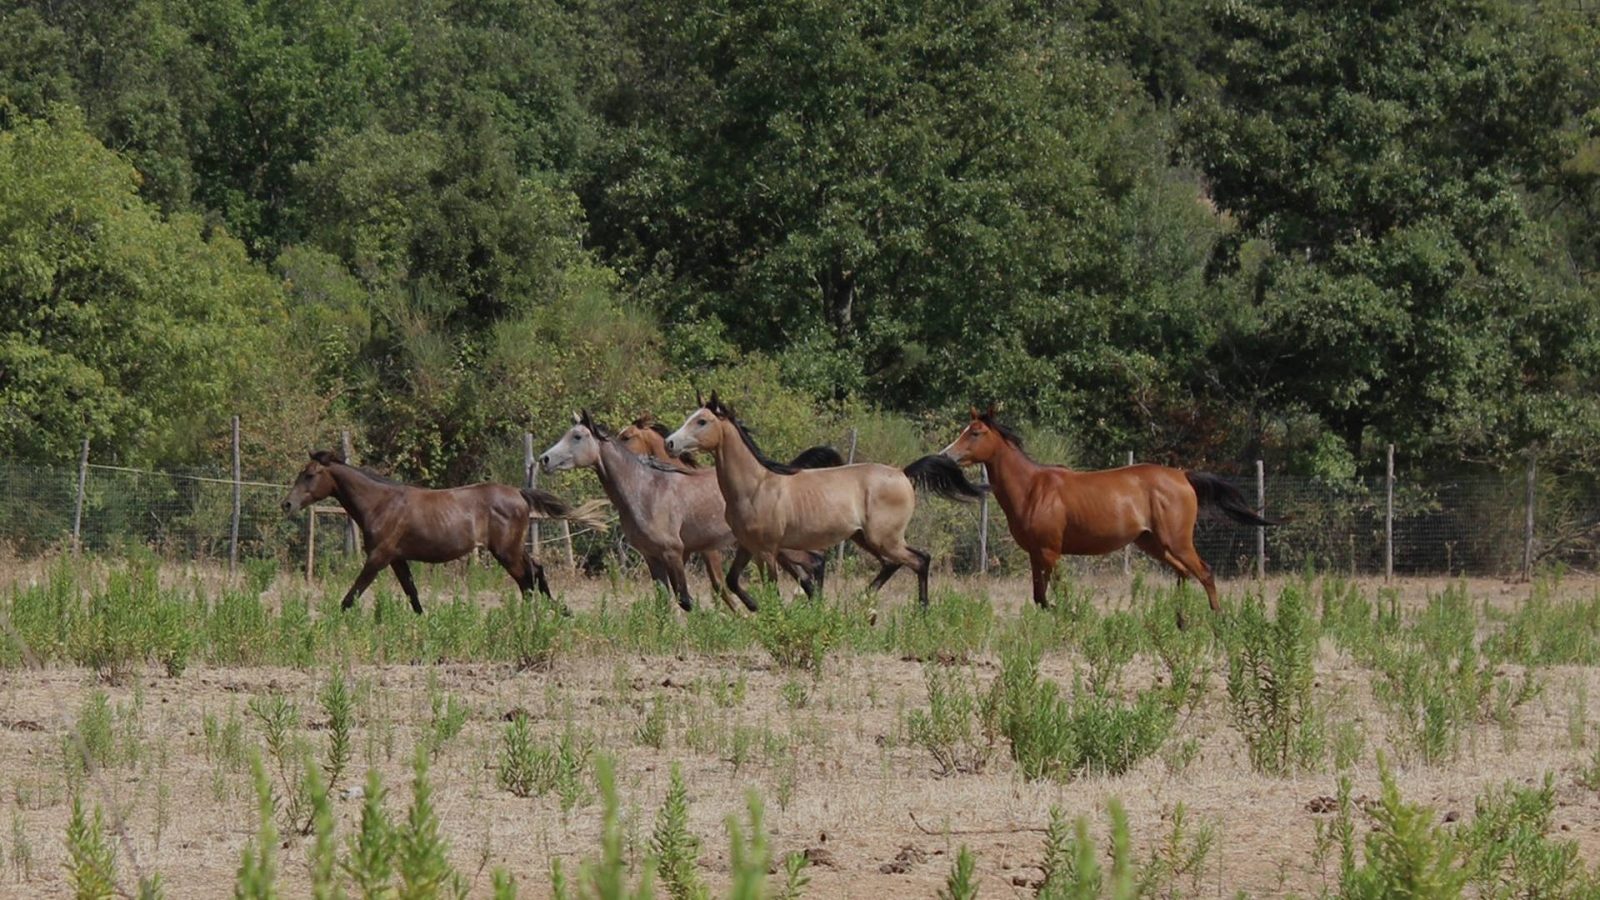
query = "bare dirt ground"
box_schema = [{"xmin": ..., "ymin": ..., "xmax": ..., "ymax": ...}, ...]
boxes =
[{"xmin": 3, "ymin": 567, "xmax": 1600, "ymax": 898}]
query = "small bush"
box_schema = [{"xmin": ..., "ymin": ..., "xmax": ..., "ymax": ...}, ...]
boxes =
[
  {"xmin": 64, "ymin": 795, "xmax": 118, "ymax": 900},
  {"xmin": 496, "ymin": 715, "xmax": 593, "ymax": 811},
  {"xmin": 651, "ymin": 765, "xmax": 706, "ymax": 900},
  {"xmin": 939, "ymin": 846, "xmax": 978, "ymax": 900},
  {"xmin": 1221, "ymin": 586, "xmax": 1324, "ymax": 775},
  {"xmin": 1336, "ymin": 759, "xmax": 1466, "ymax": 900},
  {"xmin": 905, "ymin": 665, "xmax": 1000, "ymax": 776},
  {"xmin": 752, "ymin": 599, "xmax": 844, "ymax": 675}
]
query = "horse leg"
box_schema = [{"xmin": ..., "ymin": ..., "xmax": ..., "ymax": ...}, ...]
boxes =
[
  {"xmin": 1134, "ymin": 532, "xmax": 1207, "ymax": 628},
  {"xmin": 644, "ymin": 556, "xmax": 673, "ymax": 599},
  {"xmin": 390, "ymin": 560, "xmax": 424, "ymax": 614},
  {"xmin": 724, "ymin": 547, "xmax": 761, "ymax": 612},
  {"xmin": 1167, "ymin": 536, "xmax": 1220, "ymax": 614},
  {"xmin": 776, "ymin": 552, "xmax": 818, "ymax": 600},
  {"xmin": 341, "ymin": 555, "xmax": 390, "ymax": 611},
  {"xmin": 1028, "ymin": 549, "xmax": 1060, "ymax": 609},
  {"xmin": 664, "ymin": 554, "xmax": 694, "ymax": 612},
  {"xmin": 700, "ymin": 550, "xmax": 742, "ymax": 614},
  {"xmin": 907, "ymin": 546, "xmax": 932, "ymax": 608},
  {"xmin": 851, "ymin": 534, "xmax": 901, "ymax": 593}
]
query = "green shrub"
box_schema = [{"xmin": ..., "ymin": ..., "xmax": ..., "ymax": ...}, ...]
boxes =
[
  {"xmin": 1221, "ymin": 586, "xmax": 1324, "ymax": 775},
  {"xmin": 938, "ymin": 846, "xmax": 978, "ymax": 900},
  {"xmin": 752, "ymin": 599, "xmax": 844, "ymax": 675},
  {"xmin": 905, "ymin": 665, "xmax": 1000, "ymax": 776},
  {"xmin": 651, "ymin": 765, "xmax": 706, "ymax": 900},
  {"xmin": 64, "ymin": 795, "xmax": 118, "ymax": 900},
  {"xmin": 1337, "ymin": 759, "xmax": 1466, "ymax": 900}
]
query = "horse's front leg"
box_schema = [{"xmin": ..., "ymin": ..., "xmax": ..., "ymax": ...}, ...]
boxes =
[
  {"xmin": 1029, "ymin": 549, "xmax": 1059, "ymax": 609},
  {"xmin": 390, "ymin": 560, "xmax": 423, "ymax": 614},
  {"xmin": 342, "ymin": 553, "xmax": 391, "ymax": 611},
  {"xmin": 724, "ymin": 547, "xmax": 760, "ymax": 612}
]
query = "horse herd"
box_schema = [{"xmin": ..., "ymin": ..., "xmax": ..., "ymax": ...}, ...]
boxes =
[{"xmin": 282, "ymin": 394, "xmax": 1274, "ymax": 623}]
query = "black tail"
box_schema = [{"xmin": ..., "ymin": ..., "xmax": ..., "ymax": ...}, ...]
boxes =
[
  {"xmin": 1186, "ymin": 472, "xmax": 1278, "ymax": 526},
  {"xmin": 903, "ymin": 455, "xmax": 987, "ymax": 502},
  {"xmin": 521, "ymin": 487, "xmax": 572, "ymax": 519},
  {"xmin": 788, "ymin": 445, "xmax": 845, "ymax": 469}
]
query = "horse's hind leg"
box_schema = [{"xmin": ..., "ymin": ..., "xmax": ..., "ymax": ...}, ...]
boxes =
[
  {"xmin": 1028, "ymin": 549, "xmax": 1060, "ymax": 609},
  {"xmin": 390, "ymin": 560, "xmax": 423, "ymax": 614},
  {"xmin": 664, "ymin": 554, "xmax": 695, "ymax": 612},
  {"xmin": 776, "ymin": 552, "xmax": 819, "ymax": 600},
  {"xmin": 700, "ymin": 550, "xmax": 742, "ymax": 614}
]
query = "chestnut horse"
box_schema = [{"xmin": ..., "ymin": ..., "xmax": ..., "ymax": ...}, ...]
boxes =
[
  {"xmin": 540, "ymin": 412, "xmax": 830, "ymax": 612},
  {"xmin": 940, "ymin": 407, "xmax": 1275, "ymax": 615},
  {"xmin": 665, "ymin": 392, "xmax": 986, "ymax": 610},
  {"xmin": 617, "ymin": 415, "xmax": 700, "ymax": 469},
  {"xmin": 281, "ymin": 451, "xmax": 606, "ymax": 613}
]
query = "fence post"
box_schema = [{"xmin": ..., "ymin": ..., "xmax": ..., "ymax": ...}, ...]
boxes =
[
  {"xmin": 1122, "ymin": 450, "xmax": 1133, "ymax": 576},
  {"xmin": 1385, "ymin": 443, "xmax": 1394, "ymax": 581},
  {"xmin": 978, "ymin": 466, "xmax": 990, "ymax": 575},
  {"xmin": 524, "ymin": 432, "xmax": 536, "ymax": 557},
  {"xmin": 305, "ymin": 510, "xmax": 316, "ymax": 581},
  {"xmin": 340, "ymin": 430, "xmax": 356, "ymax": 555},
  {"xmin": 834, "ymin": 428, "xmax": 859, "ymax": 568},
  {"xmin": 1523, "ymin": 449, "xmax": 1536, "ymax": 580},
  {"xmin": 1255, "ymin": 459, "xmax": 1265, "ymax": 580},
  {"xmin": 230, "ymin": 415, "xmax": 242, "ymax": 573},
  {"xmin": 72, "ymin": 436, "xmax": 90, "ymax": 554}
]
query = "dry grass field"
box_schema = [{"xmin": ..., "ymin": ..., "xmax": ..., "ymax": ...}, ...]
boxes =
[{"xmin": 3, "ymin": 556, "xmax": 1600, "ymax": 898}]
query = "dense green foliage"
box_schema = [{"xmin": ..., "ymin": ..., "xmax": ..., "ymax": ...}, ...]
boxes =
[{"xmin": 1, "ymin": 0, "xmax": 1596, "ymax": 479}]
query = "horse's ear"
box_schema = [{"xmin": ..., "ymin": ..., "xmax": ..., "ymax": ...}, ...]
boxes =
[
  {"xmin": 580, "ymin": 408, "xmax": 593, "ymax": 428},
  {"xmin": 648, "ymin": 422, "xmax": 671, "ymax": 439},
  {"xmin": 985, "ymin": 401, "xmax": 999, "ymax": 419},
  {"xmin": 695, "ymin": 387, "xmax": 704, "ymax": 408},
  {"xmin": 310, "ymin": 450, "xmax": 340, "ymax": 466},
  {"xmin": 969, "ymin": 405, "xmax": 981, "ymax": 420},
  {"xmin": 572, "ymin": 410, "xmax": 582, "ymax": 424}
]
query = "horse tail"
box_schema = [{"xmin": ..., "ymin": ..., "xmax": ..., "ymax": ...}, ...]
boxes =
[
  {"xmin": 903, "ymin": 455, "xmax": 987, "ymax": 502},
  {"xmin": 1185, "ymin": 472, "xmax": 1278, "ymax": 526},
  {"xmin": 788, "ymin": 445, "xmax": 845, "ymax": 469},
  {"xmin": 521, "ymin": 488, "xmax": 611, "ymax": 532}
]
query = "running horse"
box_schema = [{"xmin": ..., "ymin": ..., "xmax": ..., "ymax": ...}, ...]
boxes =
[
  {"xmin": 281, "ymin": 451, "xmax": 606, "ymax": 613},
  {"xmin": 939, "ymin": 406, "xmax": 1276, "ymax": 617},
  {"xmin": 542, "ymin": 411, "xmax": 832, "ymax": 612},
  {"xmin": 617, "ymin": 415, "xmax": 699, "ymax": 469},
  {"xmin": 665, "ymin": 392, "xmax": 987, "ymax": 610}
]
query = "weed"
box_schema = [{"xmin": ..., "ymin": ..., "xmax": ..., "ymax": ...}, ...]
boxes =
[
  {"xmin": 780, "ymin": 679, "xmax": 810, "ymax": 710},
  {"xmin": 424, "ymin": 679, "xmax": 469, "ymax": 759},
  {"xmin": 1221, "ymin": 586, "xmax": 1324, "ymax": 775},
  {"xmin": 636, "ymin": 696, "xmax": 669, "ymax": 750},
  {"xmin": 1460, "ymin": 774, "xmax": 1598, "ymax": 897},
  {"xmin": 396, "ymin": 748, "xmax": 468, "ymax": 898},
  {"xmin": 938, "ymin": 846, "xmax": 978, "ymax": 900},
  {"xmin": 752, "ymin": 599, "xmax": 844, "ymax": 675},
  {"xmin": 905, "ymin": 665, "xmax": 999, "ymax": 776},
  {"xmin": 234, "ymin": 754, "xmax": 279, "ymax": 899},
  {"xmin": 651, "ymin": 764, "xmax": 706, "ymax": 900},
  {"xmin": 64, "ymin": 795, "xmax": 118, "ymax": 900},
  {"xmin": 1337, "ymin": 757, "xmax": 1466, "ymax": 899},
  {"xmin": 11, "ymin": 810, "xmax": 34, "ymax": 881},
  {"xmin": 319, "ymin": 674, "xmax": 355, "ymax": 789},
  {"xmin": 343, "ymin": 769, "xmax": 396, "ymax": 896},
  {"xmin": 552, "ymin": 755, "xmax": 652, "ymax": 900}
]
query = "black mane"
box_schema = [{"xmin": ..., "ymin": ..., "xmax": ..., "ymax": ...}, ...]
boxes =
[
  {"xmin": 579, "ymin": 409, "xmax": 612, "ymax": 441},
  {"xmin": 706, "ymin": 392, "xmax": 807, "ymax": 475},
  {"xmin": 977, "ymin": 412, "xmax": 1025, "ymax": 449}
]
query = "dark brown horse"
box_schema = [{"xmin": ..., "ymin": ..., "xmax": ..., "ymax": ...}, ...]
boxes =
[
  {"xmin": 940, "ymin": 407, "xmax": 1275, "ymax": 615},
  {"xmin": 281, "ymin": 451, "xmax": 606, "ymax": 613}
]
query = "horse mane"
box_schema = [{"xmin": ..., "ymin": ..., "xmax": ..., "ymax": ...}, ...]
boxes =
[
  {"xmin": 977, "ymin": 412, "xmax": 1026, "ymax": 450},
  {"xmin": 637, "ymin": 454, "xmax": 697, "ymax": 475},
  {"xmin": 705, "ymin": 392, "xmax": 805, "ymax": 475},
  {"xmin": 579, "ymin": 409, "xmax": 612, "ymax": 441}
]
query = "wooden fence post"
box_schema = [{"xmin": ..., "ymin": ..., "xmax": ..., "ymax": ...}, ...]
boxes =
[
  {"xmin": 306, "ymin": 509, "xmax": 317, "ymax": 581},
  {"xmin": 1524, "ymin": 450, "xmax": 1536, "ymax": 580},
  {"xmin": 340, "ymin": 430, "xmax": 356, "ymax": 555},
  {"xmin": 978, "ymin": 466, "xmax": 990, "ymax": 575},
  {"xmin": 1385, "ymin": 443, "xmax": 1394, "ymax": 581},
  {"xmin": 834, "ymin": 428, "xmax": 859, "ymax": 568},
  {"xmin": 1122, "ymin": 450, "xmax": 1133, "ymax": 576},
  {"xmin": 230, "ymin": 415, "xmax": 241, "ymax": 573},
  {"xmin": 524, "ymin": 433, "xmax": 536, "ymax": 557},
  {"xmin": 1255, "ymin": 459, "xmax": 1266, "ymax": 580},
  {"xmin": 72, "ymin": 436, "xmax": 90, "ymax": 554}
]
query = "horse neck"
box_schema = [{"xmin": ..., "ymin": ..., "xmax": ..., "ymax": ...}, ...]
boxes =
[
  {"xmin": 645, "ymin": 437, "xmax": 693, "ymax": 471},
  {"xmin": 983, "ymin": 442, "xmax": 1046, "ymax": 516},
  {"xmin": 594, "ymin": 440, "xmax": 651, "ymax": 512},
  {"xmin": 709, "ymin": 419, "xmax": 770, "ymax": 499},
  {"xmin": 326, "ymin": 464, "xmax": 398, "ymax": 531}
]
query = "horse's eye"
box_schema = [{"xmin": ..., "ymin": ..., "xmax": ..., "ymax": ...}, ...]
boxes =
[
  {"xmin": 695, "ymin": 418, "xmax": 706, "ymax": 426},
  {"xmin": 574, "ymin": 434, "xmax": 583, "ymax": 442}
]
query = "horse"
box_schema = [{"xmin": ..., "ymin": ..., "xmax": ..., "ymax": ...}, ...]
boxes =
[
  {"xmin": 617, "ymin": 414, "xmax": 699, "ymax": 469},
  {"xmin": 939, "ymin": 406, "xmax": 1276, "ymax": 616},
  {"xmin": 664, "ymin": 392, "xmax": 986, "ymax": 610},
  {"xmin": 540, "ymin": 411, "xmax": 832, "ymax": 612},
  {"xmin": 281, "ymin": 451, "xmax": 606, "ymax": 613}
]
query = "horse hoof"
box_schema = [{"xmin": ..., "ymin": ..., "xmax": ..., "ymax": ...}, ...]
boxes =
[{"xmin": 678, "ymin": 599, "xmax": 693, "ymax": 613}]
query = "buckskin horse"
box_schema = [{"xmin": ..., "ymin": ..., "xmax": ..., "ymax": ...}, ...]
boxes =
[
  {"xmin": 541, "ymin": 411, "xmax": 831, "ymax": 612},
  {"xmin": 665, "ymin": 392, "xmax": 986, "ymax": 610},
  {"xmin": 281, "ymin": 451, "xmax": 606, "ymax": 613},
  {"xmin": 939, "ymin": 406, "xmax": 1275, "ymax": 618}
]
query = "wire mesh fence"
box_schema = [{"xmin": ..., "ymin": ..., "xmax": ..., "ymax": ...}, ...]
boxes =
[{"xmin": 2, "ymin": 447, "xmax": 1596, "ymax": 579}]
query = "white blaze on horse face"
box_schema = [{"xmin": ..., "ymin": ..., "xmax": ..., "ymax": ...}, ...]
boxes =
[
  {"xmin": 940, "ymin": 424, "xmax": 975, "ymax": 464},
  {"xmin": 664, "ymin": 408, "xmax": 712, "ymax": 454}
]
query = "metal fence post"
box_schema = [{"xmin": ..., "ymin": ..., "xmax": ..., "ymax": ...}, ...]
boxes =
[
  {"xmin": 1255, "ymin": 459, "xmax": 1265, "ymax": 579},
  {"xmin": 340, "ymin": 430, "xmax": 356, "ymax": 555},
  {"xmin": 1385, "ymin": 443, "xmax": 1394, "ymax": 581},
  {"xmin": 72, "ymin": 436, "xmax": 90, "ymax": 553},
  {"xmin": 230, "ymin": 415, "xmax": 242, "ymax": 573},
  {"xmin": 1122, "ymin": 450, "xmax": 1133, "ymax": 576},
  {"xmin": 834, "ymin": 428, "xmax": 859, "ymax": 568},
  {"xmin": 1524, "ymin": 449, "xmax": 1536, "ymax": 580},
  {"xmin": 978, "ymin": 466, "xmax": 990, "ymax": 575}
]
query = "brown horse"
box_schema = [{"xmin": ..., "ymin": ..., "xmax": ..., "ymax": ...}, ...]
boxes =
[
  {"xmin": 281, "ymin": 451, "xmax": 606, "ymax": 613},
  {"xmin": 617, "ymin": 415, "xmax": 699, "ymax": 469},
  {"xmin": 541, "ymin": 412, "xmax": 829, "ymax": 612},
  {"xmin": 939, "ymin": 406, "xmax": 1275, "ymax": 614},
  {"xmin": 665, "ymin": 392, "xmax": 985, "ymax": 609}
]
